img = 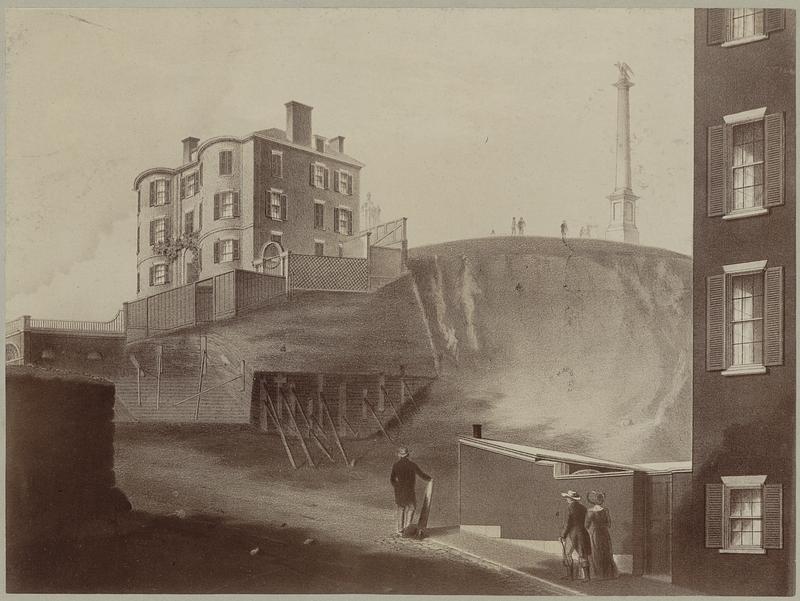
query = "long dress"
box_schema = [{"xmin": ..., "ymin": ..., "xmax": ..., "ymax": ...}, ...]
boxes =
[{"xmin": 586, "ymin": 507, "xmax": 618, "ymax": 579}]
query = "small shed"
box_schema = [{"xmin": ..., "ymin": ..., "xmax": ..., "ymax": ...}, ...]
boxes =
[{"xmin": 457, "ymin": 436, "xmax": 691, "ymax": 579}]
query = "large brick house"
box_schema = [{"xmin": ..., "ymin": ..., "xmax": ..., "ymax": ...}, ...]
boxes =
[
  {"xmin": 675, "ymin": 8, "xmax": 795, "ymax": 595},
  {"xmin": 132, "ymin": 101, "xmax": 363, "ymax": 298}
]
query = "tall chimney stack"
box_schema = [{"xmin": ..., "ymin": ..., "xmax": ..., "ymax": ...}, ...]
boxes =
[
  {"xmin": 330, "ymin": 136, "xmax": 345, "ymax": 153},
  {"xmin": 182, "ymin": 137, "xmax": 199, "ymax": 164},
  {"xmin": 285, "ymin": 101, "xmax": 313, "ymax": 146}
]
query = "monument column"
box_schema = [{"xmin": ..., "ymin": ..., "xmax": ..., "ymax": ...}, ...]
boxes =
[{"xmin": 606, "ymin": 62, "xmax": 640, "ymax": 245}]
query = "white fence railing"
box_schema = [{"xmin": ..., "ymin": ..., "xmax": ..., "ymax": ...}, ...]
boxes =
[{"xmin": 7, "ymin": 311, "xmax": 125, "ymax": 336}]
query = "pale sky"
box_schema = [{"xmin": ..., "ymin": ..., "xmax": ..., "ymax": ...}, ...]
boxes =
[{"xmin": 5, "ymin": 8, "xmax": 693, "ymax": 321}]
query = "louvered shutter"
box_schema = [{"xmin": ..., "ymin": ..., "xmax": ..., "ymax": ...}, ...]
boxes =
[
  {"xmin": 213, "ymin": 241, "xmax": 220, "ymax": 264},
  {"xmin": 164, "ymin": 264, "xmax": 171, "ymax": 284},
  {"xmin": 347, "ymin": 210, "xmax": 353, "ymax": 235},
  {"xmin": 233, "ymin": 192, "xmax": 240, "ymax": 217},
  {"xmin": 347, "ymin": 173, "xmax": 353, "ymax": 196},
  {"xmin": 334, "ymin": 170, "xmax": 340, "ymax": 192},
  {"xmin": 180, "ymin": 177, "xmax": 186, "ymax": 200},
  {"xmin": 149, "ymin": 181, "xmax": 156, "ymax": 206},
  {"xmin": 707, "ymin": 125, "xmax": 726, "ymax": 217},
  {"xmin": 764, "ymin": 266, "xmax": 784, "ymax": 366},
  {"xmin": 763, "ymin": 483, "xmax": 783, "ymax": 549},
  {"xmin": 199, "ymin": 163, "xmax": 203, "ymax": 186},
  {"xmin": 765, "ymin": 9, "xmax": 785, "ymax": 34},
  {"xmin": 149, "ymin": 266, "xmax": 154, "ymax": 286},
  {"xmin": 165, "ymin": 217, "xmax": 172, "ymax": 240},
  {"xmin": 309, "ymin": 163, "xmax": 316, "ymax": 186},
  {"xmin": 705, "ymin": 483, "xmax": 724, "ymax": 548},
  {"xmin": 323, "ymin": 168, "xmax": 330, "ymax": 189},
  {"xmin": 764, "ymin": 113, "xmax": 785, "ymax": 207},
  {"xmin": 233, "ymin": 240, "xmax": 240, "ymax": 261},
  {"xmin": 706, "ymin": 274, "xmax": 726, "ymax": 371},
  {"xmin": 219, "ymin": 152, "xmax": 224, "ymax": 175},
  {"xmin": 198, "ymin": 202, "xmax": 203, "ymax": 230},
  {"xmin": 707, "ymin": 8, "xmax": 726, "ymax": 45},
  {"xmin": 185, "ymin": 211, "xmax": 193, "ymax": 235},
  {"xmin": 149, "ymin": 220, "xmax": 155, "ymax": 245},
  {"xmin": 164, "ymin": 180, "xmax": 171, "ymax": 204},
  {"xmin": 334, "ymin": 208, "xmax": 340, "ymax": 233},
  {"xmin": 280, "ymin": 194, "xmax": 287, "ymax": 221},
  {"xmin": 214, "ymin": 193, "xmax": 220, "ymax": 220},
  {"xmin": 137, "ymin": 190, "xmax": 141, "ymax": 214}
]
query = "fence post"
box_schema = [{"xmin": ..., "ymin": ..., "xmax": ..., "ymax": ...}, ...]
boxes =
[
  {"xmin": 401, "ymin": 217, "xmax": 408, "ymax": 269},
  {"xmin": 285, "ymin": 251, "xmax": 292, "ymax": 300},
  {"xmin": 22, "ymin": 315, "xmax": 30, "ymax": 331}
]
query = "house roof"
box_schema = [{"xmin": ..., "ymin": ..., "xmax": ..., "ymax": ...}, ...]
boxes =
[{"xmin": 459, "ymin": 437, "xmax": 691, "ymax": 475}]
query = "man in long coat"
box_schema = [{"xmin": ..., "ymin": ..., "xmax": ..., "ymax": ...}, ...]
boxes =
[
  {"xmin": 559, "ymin": 489, "xmax": 592, "ymax": 581},
  {"xmin": 390, "ymin": 447, "xmax": 431, "ymax": 534}
]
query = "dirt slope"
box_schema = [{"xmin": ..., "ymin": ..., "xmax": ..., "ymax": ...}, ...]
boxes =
[{"xmin": 407, "ymin": 236, "xmax": 692, "ymax": 463}]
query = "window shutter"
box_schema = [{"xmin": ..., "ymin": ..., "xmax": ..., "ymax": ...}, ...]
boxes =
[
  {"xmin": 219, "ymin": 152, "xmax": 224, "ymax": 175},
  {"xmin": 763, "ymin": 483, "xmax": 783, "ymax": 549},
  {"xmin": 324, "ymin": 168, "xmax": 330, "ymax": 189},
  {"xmin": 214, "ymin": 193, "xmax": 220, "ymax": 220},
  {"xmin": 165, "ymin": 217, "xmax": 172, "ymax": 240},
  {"xmin": 706, "ymin": 274, "xmax": 726, "ymax": 371},
  {"xmin": 233, "ymin": 239, "xmax": 240, "ymax": 261},
  {"xmin": 348, "ymin": 174, "xmax": 353, "ymax": 196},
  {"xmin": 137, "ymin": 190, "xmax": 141, "ymax": 214},
  {"xmin": 707, "ymin": 125, "xmax": 726, "ymax": 217},
  {"xmin": 137, "ymin": 227, "xmax": 140, "ymax": 254},
  {"xmin": 707, "ymin": 8, "xmax": 726, "ymax": 45},
  {"xmin": 705, "ymin": 483, "xmax": 724, "ymax": 548},
  {"xmin": 334, "ymin": 208, "xmax": 340, "ymax": 233},
  {"xmin": 213, "ymin": 241, "xmax": 220, "ymax": 264},
  {"xmin": 199, "ymin": 163, "xmax": 203, "ymax": 186},
  {"xmin": 233, "ymin": 192, "xmax": 240, "ymax": 217},
  {"xmin": 347, "ymin": 210, "xmax": 353, "ymax": 235},
  {"xmin": 180, "ymin": 177, "xmax": 186, "ymax": 200},
  {"xmin": 764, "ymin": 112, "xmax": 785, "ymax": 208},
  {"xmin": 149, "ymin": 266, "xmax": 154, "ymax": 286},
  {"xmin": 309, "ymin": 163, "xmax": 315, "ymax": 186},
  {"xmin": 334, "ymin": 170, "xmax": 340, "ymax": 192},
  {"xmin": 765, "ymin": 9, "xmax": 785, "ymax": 34},
  {"xmin": 164, "ymin": 180, "xmax": 171, "ymax": 204},
  {"xmin": 280, "ymin": 194, "xmax": 287, "ymax": 221},
  {"xmin": 149, "ymin": 181, "xmax": 155, "ymax": 206},
  {"xmin": 764, "ymin": 266, "xmax": 784, "ymax": 366},
  {"xmin": 149, "ymin": 220, "xmax": 155, "ymax": 246},
  {"xmin": 164, "ymin": 264, "xmax": 171, "ymax": 284},
  {"xmin": 198, "ymin": 202, "xmax": 203, "ymax": 230}
]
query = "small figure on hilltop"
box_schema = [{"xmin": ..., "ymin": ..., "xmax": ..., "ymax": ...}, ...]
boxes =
[
  {"xmin": 559, "ymin": 489, "xmax": 592, "ymax": 582},
  {"xmin": 511, "ymin": 217, "xmax": 517, "ymax": 236},
  {"xmin": 517, "ymin": 216, "xmax": 526, "ymax": 236},
  {"xmin": 561, "ymin": 220, "xmax": 569, "ymax": 241},
  {"xmin": 390, "ymin": 447, "xmax": 431, "ymax": 535},
  {"xmin": 579, "ymin": 226, "xmax": 587, "ymax": 238}
]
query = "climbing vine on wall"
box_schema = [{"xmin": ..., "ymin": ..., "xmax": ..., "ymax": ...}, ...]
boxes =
[{"xmin": 153, "ymin": 233, "xmax": 200, "ymax": 264}]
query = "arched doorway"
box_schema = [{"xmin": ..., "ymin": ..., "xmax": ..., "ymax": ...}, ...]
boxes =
[
  {"xmin": 259, "ymin": 242, "xmax": 284, "ymax": 277},
  {"xmin": 6, "ymin": 343, "xmax": 21, "ymax": 364}
]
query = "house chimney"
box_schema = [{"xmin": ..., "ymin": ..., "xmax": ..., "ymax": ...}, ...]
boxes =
[
  {"xmin": 285, "ymin": 101, "xmax": 313, "ymax": 146},
  {"xmin": 472, "ymin": 424, "xmax": 482, "ymax": 439},
  {"xmin": 330, "ymin": 136, "xmax": 345, "ymax": 153},
  {"xmin": 182, "ymin": 137, "xmax": 199, "ymax": 164}
]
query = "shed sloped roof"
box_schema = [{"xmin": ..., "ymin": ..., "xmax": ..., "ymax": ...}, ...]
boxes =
[{"xmin": 459, "ymin": 437, "xmax": 691, "ymax": 474}]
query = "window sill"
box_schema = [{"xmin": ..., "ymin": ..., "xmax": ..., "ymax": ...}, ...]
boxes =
[
  {"xmin": 721, "ymin": 34, "xmax": 769, "ymax": 48},
  {"xmin": 723, "ymin": 208, "xmax": 768, "ymax": 221},
  {"xmin": 719, "ymin": 547, "xmax": 766, "ymax": 555},
  {"xmin": 721, "ymin": 365, "xmax": 767, "ymax": 377}
]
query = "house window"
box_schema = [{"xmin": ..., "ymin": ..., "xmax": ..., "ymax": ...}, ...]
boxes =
[
  {"xmin": 219, "ymin": 150, "xmax": 233, "ymax": 175},
  {"xmin": 271, "ymin": 151, "xmax": 283, "ymax": 178},
  {"xmin": 707, "ymin": 9, "xmax": 783, "ymax": 47},
  {"xmin": 311, "ymin": 163, "xmax": 329, "ymax": 189},
  {"xmin": 706, "ymin": 260, "xmax": 783, "ymax": 375},
  {"xmin": 214, "ymin": 191, "xmax": 239, "ymax": 220},
  {"xmin": 314, "ymin": 201, "xmax": 325, "ymax": 229},
  {"xmin": 705, "ymin": 476, "xmax": 782, "ymax": 554},
  {"xmin": 314, "ymin": 241, "xmax": 324, "ymax": 256},
  {"xmin": 185, "ymin": 210, "xmax": 194, "ymax": 235},
  {"xmin": 152, "ymin": 263, "xmax": 168, "ymax": 286},
  {"xmin": 150, "ymin": 178, "xmax": 170, "ymax": 206},
  {"xmin": 181, "ymin": 172, "xmax": 199, "ymax": 199},
  {"xmin": 336, "ymin": 170, "xmax": 353, "ymax": 195},
  {"xmin": 214, "ymin": 239, "xmax": 240, "ymax": 263},
  {"xmin": 334, "ymin": 207, "xmax": 353, "ymax": 235},
  {"xmin": 268, "ymin": 191, "xmax": 287, "ymax": 221},
  {"xmin": 708, "ymin": 109, "xmax": 784, "ymax": 219},
  {"xmin": 152, "ymin": 218, "xmax": 167, "ymax": 244}
]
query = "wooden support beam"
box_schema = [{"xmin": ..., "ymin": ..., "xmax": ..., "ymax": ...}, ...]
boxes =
[
  {"xmin": 195, "ymin": 337, "xmax": 208, "ymax": 420},
  {"xmin": 400, "ymin": 377, "xmax": 418, "ymax": 410},
  {"xmin": 262, "ymin": 393, "xmax": 297, "ymax": 470},
  {"xmin": 280, "ymin": 391, "xmax": 315, "ymax": 468},
  {"xmin": 320, "ymin": 394, "xmax": 349, "ymax": 465},
  {"xmin": 363, "ymin": 398, "xmax": 394, "ymax": 445},
  {"xmin": 129, "ymin": 354, "xmax": 142, "ymax": 407},
  {"xmin": 342, "ymin": 416, "xmax": 358, "ymax": 437},
  {"xmin": 381, "ymin": 384, "xmax": 403, "ymax": 425},
  {"xmin": 362, "ymin": 387, "xmax": 369, "ymax": 419}
]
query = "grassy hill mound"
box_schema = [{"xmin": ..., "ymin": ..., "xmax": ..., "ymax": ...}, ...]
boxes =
[{"xmin": 406, "ymin": 236, "xmax": 692, "ymax": 463}]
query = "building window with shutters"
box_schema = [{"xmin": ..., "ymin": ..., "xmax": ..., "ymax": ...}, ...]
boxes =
[
  {"xmin": 335, "ymin": 207, "xmax": 353, "ymax": 236},
  {"xmin": 706, "ymin": 260, "xmax": 783, "ymax": 376},
  {"xmin": 152, "ymin": 218, "xmax": 167, "ymax": 245},
  {"xmin": 311, "ymin": 162, "xmax": 329, "ymax": 189},
  {"xmin": 271, "ymin": 150, "xmax": 283, "ymax": 178},
  {"xmin": 268, "ymin": 190, "xmax": 287, "ymax": 221},
  {"xmin": 314, "ymin": 200, "xmax": 325, "ymax": 229},
  {"xmin": 181, "ymin": 172, "xmax": 198, "ymax": 199},
  {"xmin": 219, "ymin": 150, "xmax": 233, "ymax": 176},
  {"xmin": 214, "ymin": 238, "xmax": 239, "ymax": 263},
  {"xmin": 150, "ymin": 178, "xmax": 170, "ymax": 207},
  {"xmin": 214, "ymin": 191, "xmax": 240, "ymax": 220},
  {"xmin": 706, "ymin": 8, "xmax": 784, "ymax": 48},
  {"xmin": 152, "ymin": 263, "xmax": 169, "ymax": 286},
  {"xmin": 335, "ymin": 170, "xmax": 353, "ymax": 195},
  {"xmin": 707, "ymin": 108, "xmax": 784, "ymax": 220},
  {"xmin": 185, "ymin": 210, "xmax": 194, "ymax": 235},
  {"xmin": 705, "ymin": 476, "xmax": 782, "ymax": 554}
]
